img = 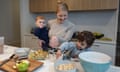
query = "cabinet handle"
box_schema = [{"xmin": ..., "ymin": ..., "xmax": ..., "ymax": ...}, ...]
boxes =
[
  {"xmin": 32, "ymin": 37, "xmax": 37, "ymax": 39},
  {"xmin": 93, "ymin": 45, "xmax": 100, "ymax": 47}
]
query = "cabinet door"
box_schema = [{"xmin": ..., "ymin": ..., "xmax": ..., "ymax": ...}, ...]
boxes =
[
  {"xmin": 30, "ymin": 0, "xmax": 48, "ymax": 12},
  {"xmin": 30, "ymin": 0, "xmax": 57, "ymax": 12},
  {"xmin": 23, "ymin": 35, "xmax": 32, "ymax": 48},
  {"xmin": 91, "ymin": 43, "xmax": 116, "ymax": 65},
  {"xmin": 31, "ymin": 36, "xmax": 40, "ymax": 49},
  {"xmin": 64, "ymin": 0, "xmax": 118, "ymax": 11},
  {"xmin": 47, "ymin": 0, "xmax": 57, "ymax": 12},
  {"xmin": 23, "ymin": 35, "xmax": 40, "ymax": 49},
  {"xmin": 30, "ymin": 0, "xmax": 118, "ymax": 12}
]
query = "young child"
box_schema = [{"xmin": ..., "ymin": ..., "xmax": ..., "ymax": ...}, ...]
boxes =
[
  {"xmin": 33, "ymin": 16, "xmax": 49, "ymax": 51},
  {"xmin": 56, "ymin": 31, "xmax": 95, "ymax": 59}
]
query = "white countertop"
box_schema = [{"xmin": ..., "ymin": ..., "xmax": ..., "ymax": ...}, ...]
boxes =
[
  {"xmin": 0, "ymin": 45, "xmax": 120, "ymax": 72},
  {"xmin": 0, "ymin": 45, "xmax": 18, "ymax": 61}
]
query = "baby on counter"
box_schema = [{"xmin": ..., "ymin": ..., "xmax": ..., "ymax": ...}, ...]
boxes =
[
  {"xmin": 56, "ymin": 31, "xmax": 95, "ymax": 59},
  {"xmin": 33, "ymin": 16, "xmax": 49, "ymax": 51}
]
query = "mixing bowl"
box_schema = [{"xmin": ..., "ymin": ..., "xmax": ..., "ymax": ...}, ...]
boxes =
[{"xmin": 79, "ymin": 51, "xmax": 111, "ymax": 72}]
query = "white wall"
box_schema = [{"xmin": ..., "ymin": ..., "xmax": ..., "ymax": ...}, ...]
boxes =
[
  {"xmin": 20, "ymin": 0, "xmax": 118, "ymax": 46},
  {"xmin": 20, "ymin": 0, "xmax": 35, "ymax": 46},
  {"xmin": 69, "ymin": 11, "xmax": 118, "ymax": 41}
]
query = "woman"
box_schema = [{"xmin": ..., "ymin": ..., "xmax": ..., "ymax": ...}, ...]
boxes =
[{"xmin": 48, "ymin": 2, "xmax": 75, "ymax": 48}]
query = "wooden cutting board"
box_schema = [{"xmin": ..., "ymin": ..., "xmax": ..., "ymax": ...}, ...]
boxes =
[{"xmin": 0, "ymin": 59, "xmax": 44, "ymax": 72}]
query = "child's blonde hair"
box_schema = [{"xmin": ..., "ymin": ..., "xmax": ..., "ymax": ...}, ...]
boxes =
[
  {"xmin": 35, "ymin": 16, "xmax": 45, "ymax": 27},
  {"xmin": 35, "ymin": 16, "xmax": 45, "ymax": 21}
]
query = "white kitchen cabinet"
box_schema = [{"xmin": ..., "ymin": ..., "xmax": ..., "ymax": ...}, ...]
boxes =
[
  {"xmin": 23, "ymin": 34, "xmax": 40, "ymax": 49},
  {"xmin": 91, "ymin": 42, "xmax": 116, "ymax": 65}
]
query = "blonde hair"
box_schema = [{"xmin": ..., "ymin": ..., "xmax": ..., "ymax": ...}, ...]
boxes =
[
  {"xmin": 35, "ymin": 16, "xmax": 45, "ymax": 21},
  {"xmin": 56, "ymin": 2, "xmax": 69, "ymax": 13}
]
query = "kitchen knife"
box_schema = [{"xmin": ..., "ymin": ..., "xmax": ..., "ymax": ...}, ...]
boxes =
[{"xmin": 0, "ymin": 54, "xmax": 15, "ymax": 67}]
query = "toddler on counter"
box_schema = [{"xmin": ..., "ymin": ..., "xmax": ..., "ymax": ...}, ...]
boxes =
[
  {"xmin": 33, "ymin": 16, "xmax": 49, "ymax": 51},
  {"xmin": 56, "ymin": 31, "xmax": 95, "ymax": 59}
]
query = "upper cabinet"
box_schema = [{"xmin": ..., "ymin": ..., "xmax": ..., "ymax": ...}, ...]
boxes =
[
  {"xmin": 29, "ymin": 0, "xmax": 57, "ymax": 12},
  {"xmin": 29, "ymin": 0, "xmax": 118, "ymax": 13},
  {"xmin": 64, "ymin": 0, "xmax": 118, "ymax": 11}
]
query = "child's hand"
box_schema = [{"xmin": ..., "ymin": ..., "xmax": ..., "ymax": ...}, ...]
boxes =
[
  {"xmin": 72, "ymin": 55, "xmax": 78, "ymax": 58},
  {"xmin": 40, "ymin": 40, "xmax": 45, "ymax": 44},
  {"xmin": 38, "ymin": 39, "xmax": 45, "ymax": 47},
  {"xmin": 56, "ymin": 50, "xmax": 62, "ymax": 59}
]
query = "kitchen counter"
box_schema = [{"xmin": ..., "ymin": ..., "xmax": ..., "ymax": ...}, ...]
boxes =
[
  {"xmin": 0, "ymin": 45, "xmax": 18, "ymax": 61},
  {"xmin": 71, "ymin": 38, "xmax": 116, "ymax": 45},
  {"xmin": 0, "ymin": 45, "xmax": 120, "ymax": 72},
  {"xmin": 95, "ymin": 40, "xmax": 116, "ymax": 45}
]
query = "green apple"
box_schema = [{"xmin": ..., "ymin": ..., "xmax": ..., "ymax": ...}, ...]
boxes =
[
  {"xmin": 21, "ymin": 60, "xmax": 30, "ymax": 67},
  {"xmin": 16, "ymin": 60, "xmax": 30, "ymax": 72}
]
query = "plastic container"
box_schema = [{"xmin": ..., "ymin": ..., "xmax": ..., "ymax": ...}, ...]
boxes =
[
  {"xmin": 54, "ymin": 60, "xmax": 76, "ymax": 72},
  {"xmin": 15, "ymin": 48, "xmax": 30, "ymax": 57},
  {"xmin": 0, "ymin": 37, "xmax": 4, "ymax": 54}
]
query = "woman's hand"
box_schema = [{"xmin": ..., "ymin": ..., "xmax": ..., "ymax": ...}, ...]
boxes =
[
  {"xmin": 56, "ymin": 50, "xmax": 62, "ymax": 59},
  {"xmin": 49, "ymin": 36, "xmax": 60, "ymax": 48}
]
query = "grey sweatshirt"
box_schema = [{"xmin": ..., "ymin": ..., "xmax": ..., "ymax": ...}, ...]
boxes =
[{"xmin": 48, "ymin": 19, "xmax": 75, "ymax": 43}]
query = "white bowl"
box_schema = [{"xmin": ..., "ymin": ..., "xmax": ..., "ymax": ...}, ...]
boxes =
[
  {"xmin": 15, "ymin": 48, "xmax": 30, "ymax": 57},
  {"xmin": 79, "ymin": 51, "xmax": 111, "ymax": 72}
]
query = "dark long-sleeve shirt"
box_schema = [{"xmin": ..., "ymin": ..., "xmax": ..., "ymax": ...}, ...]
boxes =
[{"xmin": 33, "ymin": 27, "xmax": 49, "ymax": 50}]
